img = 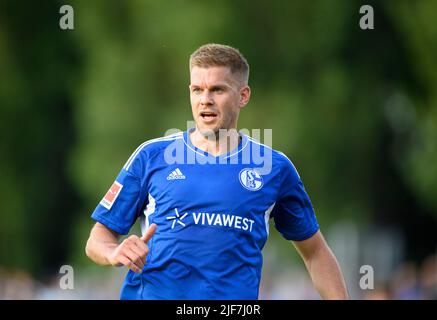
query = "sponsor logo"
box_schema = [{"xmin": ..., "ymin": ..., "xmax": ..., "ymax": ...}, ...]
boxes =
[
  {"xmin": 167, "ymin": 208, "xmax": 255, "ymax": 232},
  {"xmin": 100, "ymin": 181, "xmax": 123, "ymax": 210},
  {"xmin": 166, "ymin": 208, "xmax": 189, "ymax": 229}
]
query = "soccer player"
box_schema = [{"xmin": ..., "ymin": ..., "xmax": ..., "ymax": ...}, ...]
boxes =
[{"xmin": 85, "ymin": 44, "xmax": 349, "ymax": 300}]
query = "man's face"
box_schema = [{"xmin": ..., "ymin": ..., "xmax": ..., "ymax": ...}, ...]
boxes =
[{"xmin": 189, "ymin": 66, "xmax": 250, "ymax": 136}]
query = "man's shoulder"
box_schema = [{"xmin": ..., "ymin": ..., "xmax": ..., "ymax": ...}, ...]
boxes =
[
  {"xmin": 140, "ymin": 131, "xmax": 184, "ymax": 154},
  {"xmin": 245, "ymin": 135, "xmax": 294, "ymax": 166},
  {"xmin": 123, "ymin": 132, "xmax": 184, "ymax": 171}
]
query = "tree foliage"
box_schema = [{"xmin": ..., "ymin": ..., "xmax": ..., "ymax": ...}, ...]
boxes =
[{"xmin": 0, "ymin": 0, "xmax": 435, "ymax": 276}]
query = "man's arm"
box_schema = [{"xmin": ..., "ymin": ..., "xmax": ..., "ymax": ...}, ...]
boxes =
[
  {"xmin": 85, "ymin": 222, "xmax": 156, "ymax": 273},
  {"xmin": 292, "ymin": 230, "xmax": 349, "ymax": 299}
]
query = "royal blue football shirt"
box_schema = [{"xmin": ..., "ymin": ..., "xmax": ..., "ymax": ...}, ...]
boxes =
[{"xmin": 91, "ymin": 129, "xmax": 319, "ymax": 299}]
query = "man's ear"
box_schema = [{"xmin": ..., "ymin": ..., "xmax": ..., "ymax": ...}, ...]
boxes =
[{"xmin": 239, "ymin": 86, "xmax": 251, "ymax": 108}]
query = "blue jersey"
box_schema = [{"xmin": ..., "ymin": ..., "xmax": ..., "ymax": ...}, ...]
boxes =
[{"xmin": 91, "ymin": 129, "xmax": 319, "ymax": 299}]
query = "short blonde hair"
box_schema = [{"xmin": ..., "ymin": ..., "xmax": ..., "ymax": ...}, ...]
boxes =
[{"xmin": 189, "ymin": 43, "xmax": 249, "ymax": 85}]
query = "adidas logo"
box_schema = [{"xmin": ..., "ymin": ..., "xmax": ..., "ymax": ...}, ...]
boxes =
[{"xmin": 167, "ymin": 168, "xmax": 186, "ymax": 180}]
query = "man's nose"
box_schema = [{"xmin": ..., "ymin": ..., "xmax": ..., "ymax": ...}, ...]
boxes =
[{"xmin": 200, "ymin": 90, "xmax": 213, "ymax": 105}]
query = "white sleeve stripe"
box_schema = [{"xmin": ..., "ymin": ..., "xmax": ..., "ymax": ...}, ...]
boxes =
[
  {"xmin": 264, "ymin": 202, "xmax": 276, "ymax": 237},
  {"xmin": 123, "ymin": 133, "xmax": 183, "ymax": 171},
  {"xmin": 123, "ymin": 141, "xmax": 149, "ymax": 169},
  {"xmin": 276, "ymin": 151, "xmax": 300, "ymax": 179},
  {"xmin": 246, "ymin": 137, "xmax": 300, "ymax": 178},
  {"xmin": 246, "ymin": 136, "xmax": 273, "ymax": 150},
  {"xmin": 124, "ymin": 135, "xmax": 183, "ymax": 171}
]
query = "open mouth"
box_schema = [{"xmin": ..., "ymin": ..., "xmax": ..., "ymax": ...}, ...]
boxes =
[{"xmin": 200, "ymin": 111, "xmax": 218, "ymax": 120}]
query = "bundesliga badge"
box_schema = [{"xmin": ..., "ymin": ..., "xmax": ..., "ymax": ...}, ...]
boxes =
[{"xmin": 100, "ymin": 181, "xmax": 123, "ymax": 210}]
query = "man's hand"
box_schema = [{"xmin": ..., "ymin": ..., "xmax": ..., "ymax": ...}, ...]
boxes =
[{"xmin": 107, "ymin": 224, "xmax": 157, "ymax": 273}]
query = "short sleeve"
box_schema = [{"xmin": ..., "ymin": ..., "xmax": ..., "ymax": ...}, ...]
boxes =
[
  {"xmin": 272, "ymin": 155, "xmax": 319, "ymax": 241},
  {"xmin": 91, "ymin": 150, "xmax": 147, "ymax": 235}
]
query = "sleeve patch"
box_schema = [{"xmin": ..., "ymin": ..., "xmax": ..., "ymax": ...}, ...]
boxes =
[{"xmin": 100, "ymin": 181, "xmax": 123, "ymax": 210}]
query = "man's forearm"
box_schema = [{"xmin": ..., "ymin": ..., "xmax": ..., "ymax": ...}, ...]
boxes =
[
  {"xmin": 86, "ymin": 238, "xmax": 118, "ymax": 266},
  {"xmin": 305, "ymin": 245, "xmax": 349, "ymax": 299},
  {"xmin": 85, "ymin": 223, "xmax": 120, "ymax": 266}
]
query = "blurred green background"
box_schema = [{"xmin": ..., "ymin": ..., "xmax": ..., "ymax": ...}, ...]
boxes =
[{"xmin": 0, "ymin": 0, "xmax": 436, "ymax": 299}]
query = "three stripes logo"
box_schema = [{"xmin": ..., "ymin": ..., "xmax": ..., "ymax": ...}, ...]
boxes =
[{"xmin": 167, "ymin": 168, "xmax": 186, "ymax": 180}]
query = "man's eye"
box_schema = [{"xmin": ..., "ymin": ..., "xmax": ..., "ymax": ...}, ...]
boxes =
[
  {"xmin": 192, "ymin": 88, "xmax": 201, "ymax": 93},
  {"xmin": 213, "ymin": 88, "xmax": 223, "ymax": 93}
]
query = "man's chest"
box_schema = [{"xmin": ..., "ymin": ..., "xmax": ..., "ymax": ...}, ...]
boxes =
[{"xmin": 146, "ymin": 163, "xmax": 280, "ymax": 215}]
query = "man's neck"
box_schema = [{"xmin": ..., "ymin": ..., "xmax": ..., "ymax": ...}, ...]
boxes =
[{"xmin": 190, "ymin": 128, "xmax": 241, "ymax": 157}]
